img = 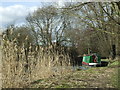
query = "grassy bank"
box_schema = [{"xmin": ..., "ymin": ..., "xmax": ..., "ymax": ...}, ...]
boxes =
[{"xmin": 29, "ymin": 59, "xmax": 119, "ymax": 88}]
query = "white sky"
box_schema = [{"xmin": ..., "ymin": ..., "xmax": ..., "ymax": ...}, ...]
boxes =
[
  {"xmin": 0, "ymin": 0, "xmax": 117, "ymax": 31},
  {"xmin": 0, "ymin": 0, "xmax": 68, "ymax": 31},
  {"xmin": 0, "ymin": 5, "xmax": 38, "ymax": 28}
]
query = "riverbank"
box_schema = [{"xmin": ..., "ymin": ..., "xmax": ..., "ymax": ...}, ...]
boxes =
[{"xmin": 29, "ymin": 59, "xmax": 119, "ymax": 88}]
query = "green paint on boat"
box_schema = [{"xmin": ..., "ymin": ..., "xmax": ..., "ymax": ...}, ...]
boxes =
[{"xmin": 82, "ymin": 53, "xmax": 101, "ymax": 65}]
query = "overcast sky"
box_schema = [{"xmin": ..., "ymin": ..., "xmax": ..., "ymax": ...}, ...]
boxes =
[
  {"xmin": 0, "ymin": 0, "xmax": 69, "ymax": 31},
  {"xmin": 1, "ymin": 0, "xmax": 114, "ymax": 31}
]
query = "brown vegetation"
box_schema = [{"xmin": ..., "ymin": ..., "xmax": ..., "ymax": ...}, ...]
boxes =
[{"xmin": 2, "ymin": 32, "xmax": 72, "ymax": 88}]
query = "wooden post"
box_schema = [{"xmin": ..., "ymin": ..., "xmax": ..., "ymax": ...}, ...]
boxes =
[{"xmin": 0, "ymin": 31, "xmax": 2, "ymax": 89}]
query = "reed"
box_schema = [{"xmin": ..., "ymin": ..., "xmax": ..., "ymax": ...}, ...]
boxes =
[{"xmin": 2, "ymin": 32, "xmax": 72, "ymax": 88}]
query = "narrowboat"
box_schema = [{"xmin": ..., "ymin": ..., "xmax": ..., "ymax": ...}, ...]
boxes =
[{"xmin": 82, "ymin": 53, "xmax": 101, "ymax": 66}]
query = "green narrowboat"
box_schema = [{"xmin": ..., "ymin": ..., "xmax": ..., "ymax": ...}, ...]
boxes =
[{"xmin": 82, "ymin": 53, "xmax": 101, "ymax": 66}]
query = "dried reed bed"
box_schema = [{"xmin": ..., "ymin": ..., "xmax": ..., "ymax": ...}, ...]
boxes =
[{"xmin": 2, "ymin": 33, "xmax": 72, "ymax": 88}]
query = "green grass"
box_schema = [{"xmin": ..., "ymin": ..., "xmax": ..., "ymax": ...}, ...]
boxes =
[
  {"xmin": 111, "ymin": 72, "xmax": 118, "ymax": 88},
  {"xmin": 101, "ymin": 59, "xmax": 109, "ymax": 61},
  {"xmin": 108, "ymin": 60, "xmax": 119, "ymax": 68},
  {"xmin": 110, "ymin": 60, "xmax": 118, "ymax": 66}
]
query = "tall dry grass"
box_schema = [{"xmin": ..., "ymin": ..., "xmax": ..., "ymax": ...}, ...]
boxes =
[{"xmin": 2, "ymin": 32, "xmax": 72, "ymax": 88}]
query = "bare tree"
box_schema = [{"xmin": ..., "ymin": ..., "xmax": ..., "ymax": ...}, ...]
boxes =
[
  {"xmin": 63, "ymin": 2, "xmax": 120, "ymax": 58},
  {"xmin": 26, "ymin": 6, "xmax": 69, "ymax": 48}
]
